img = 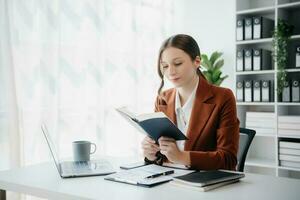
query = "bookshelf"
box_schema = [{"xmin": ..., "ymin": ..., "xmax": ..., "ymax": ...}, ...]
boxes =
[
  {"xmin": 237, "ymin": 69, "xmax": 275, "ymax": 74},
  {"xmin": 235, "ymin": 0, "xmax": 300, "ymax": 179}
]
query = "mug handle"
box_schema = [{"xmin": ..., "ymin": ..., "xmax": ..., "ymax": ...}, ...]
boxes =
[{"xmin": 90, "ymin": 143, "xmax": 97, "ymax": 154}]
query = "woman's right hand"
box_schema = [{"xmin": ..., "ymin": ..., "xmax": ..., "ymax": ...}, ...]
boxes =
[{"xmin": 141, "ymin": 136, "xmax": 160, "ymax": 161}]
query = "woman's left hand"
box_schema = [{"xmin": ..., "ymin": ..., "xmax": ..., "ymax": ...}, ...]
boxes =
[{"xmin": 158, "ymin": 136, "xmax": 182, "ymax": 163}]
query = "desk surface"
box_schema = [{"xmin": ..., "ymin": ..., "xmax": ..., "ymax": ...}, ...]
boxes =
[{"xmin": 0, "ymin": 157, "xmax": 300, "ymax": 200}]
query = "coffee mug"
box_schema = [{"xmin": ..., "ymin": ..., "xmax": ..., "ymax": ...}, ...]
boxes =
[{"xmin": 72, "ymin": 141, "xmax": 97, "ymax": 162}]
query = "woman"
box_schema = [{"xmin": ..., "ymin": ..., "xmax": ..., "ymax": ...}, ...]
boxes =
[{"xmin": 141, "ymin": 34, "xmax": 240, "ymax": 170}]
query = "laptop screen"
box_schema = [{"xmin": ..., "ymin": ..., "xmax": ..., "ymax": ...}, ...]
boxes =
[{"xmin": 41, "ymin": 124, "xmax": 61, "ymax": 174}]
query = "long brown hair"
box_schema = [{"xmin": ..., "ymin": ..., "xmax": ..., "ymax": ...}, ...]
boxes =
[{"xmin": 157, "ymin": 34, "xmax": 203, "ymax": 95}]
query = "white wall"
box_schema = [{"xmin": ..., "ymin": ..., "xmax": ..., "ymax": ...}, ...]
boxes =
[{"xmin": 172, "ymin": 0, "xmax": 236, "ymax": 90}]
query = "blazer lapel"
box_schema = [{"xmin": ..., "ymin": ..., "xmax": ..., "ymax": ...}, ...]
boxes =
[
  {"xmin": 157, "ymin": 89, "xmax": 177, "ymax": 125},
  {"xmin": 184, "ymin": 75, "xmax": 215, "ymax": 150},
  {"xmin": 165, "ymin": 89, "xmax": 177, "ymax": 125}
]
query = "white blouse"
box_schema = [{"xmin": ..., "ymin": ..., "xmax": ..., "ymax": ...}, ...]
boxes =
[{"xmin": 175, "ymin": 77, "xmax": 199, "ymax": 151}]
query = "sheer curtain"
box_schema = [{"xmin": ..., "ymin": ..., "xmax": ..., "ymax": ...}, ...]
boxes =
[{"xmin": 0, "ymin": 0, "xmax": 174, "ymax": 196}]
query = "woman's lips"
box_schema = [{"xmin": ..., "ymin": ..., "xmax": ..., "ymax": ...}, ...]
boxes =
[{"xmin": 170, "ymin": 77, "xmax": 180, "ymax": 82}]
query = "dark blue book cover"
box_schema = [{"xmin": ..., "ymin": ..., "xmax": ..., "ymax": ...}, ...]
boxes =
[{"xmin": 116, "ymin": 107, "xmax": 188, "ymax": 142}]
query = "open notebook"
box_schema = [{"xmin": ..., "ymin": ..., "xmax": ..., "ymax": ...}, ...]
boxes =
[{"xmin": 104, "ymin": 164, "xmax": 195, "ymax": 187}]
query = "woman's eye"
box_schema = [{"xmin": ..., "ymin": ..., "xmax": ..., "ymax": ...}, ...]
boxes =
[
  {"xmin": 174, "ymin": 63, "xmax": 182, "ymax": 66},
  {"xmin": 162, "ymin": 65, "xmax": 168, "ymax": 69}
]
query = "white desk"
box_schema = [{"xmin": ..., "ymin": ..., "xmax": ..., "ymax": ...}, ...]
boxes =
[{"xmin": 0, "ymin": 157, "xmax": 300, "ymax": 200}]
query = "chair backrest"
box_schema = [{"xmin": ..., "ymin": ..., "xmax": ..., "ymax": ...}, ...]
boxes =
[{"xmin": 237, "ymin": 128, "xmax": 256, "ymax": 172}]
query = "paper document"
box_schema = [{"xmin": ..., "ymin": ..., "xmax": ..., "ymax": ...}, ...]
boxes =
[{"xmin": 105, "ymin": 164, "xmax": 195, "ymax": 186}]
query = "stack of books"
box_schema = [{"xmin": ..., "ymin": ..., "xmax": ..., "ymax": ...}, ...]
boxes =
[
  {"xmin": 278, "ymin": 116, "xmax": 300, "ymax": 137},
  {"xmin": 279, "ymin": 140, "xmax": 300, "ymax": 169},
  {"xmin": 246, "ymin": 112, "xmax": 276, "ymax": 136}
]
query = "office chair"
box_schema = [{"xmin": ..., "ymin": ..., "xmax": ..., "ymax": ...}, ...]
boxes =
[{"xmin": 237, "ymin": 128, "xmax": 256, "ymax": 172}]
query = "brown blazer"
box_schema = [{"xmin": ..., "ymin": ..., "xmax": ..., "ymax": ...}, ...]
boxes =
[{"xmin": 154, "ymin": 74, "xmax": 240, "ymax": 170}]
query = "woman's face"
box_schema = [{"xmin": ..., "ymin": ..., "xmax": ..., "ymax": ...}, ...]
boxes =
[{"xmin": 160, "ymin": 47, "xmax": 200, "ymax": 88}]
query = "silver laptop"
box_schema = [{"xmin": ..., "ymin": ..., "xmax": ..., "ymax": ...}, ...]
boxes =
[{"xmin": 41, "ymin": 124, "xmax": 115, "ymax": 178}]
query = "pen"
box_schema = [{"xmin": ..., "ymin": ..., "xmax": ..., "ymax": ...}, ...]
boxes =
[{"xmin": 145, "ymin": 170, "xmax": 174, "ymax": 179}]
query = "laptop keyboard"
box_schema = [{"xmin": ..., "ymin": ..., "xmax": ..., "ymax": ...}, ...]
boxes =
[
  {"xmin": 62, "ymin": 160, "xmax": 113, "ymax": 174},
  {"xmin": 74, "ymin": 161, "xmax": 92, "ymax": 169}
]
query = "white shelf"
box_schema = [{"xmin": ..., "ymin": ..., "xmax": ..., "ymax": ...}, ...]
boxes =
[
  {"xmin": 277, "ymin": 102, "xmax": 300, "ymax": 106},
  {"xmin": 237, "ymin": 102, "xmax": 275, "ymax": 106},
  {"xmin": 256, "ymin": 133, "xmax": 276, "ymax": 138},
  {"xmin": 291, "ymin": 34, "xmax": 300, "ymax": 40},
  {"xmin": 236, "ymin": 38, "xmax": 272, "ymax": 45},
  {"xmin": 284, "ymin": 68, "xmax": 300, "ymax": 72},
  {"xmin": 278, "ymin": 134, "xmax": 300, "ymax": 139},
  {"xmin": 277, "ymin": 1, "xmax": 300, "ymax": 9},
  {"xmin": 246, "ymin": 158, "xmax": 277, "ymax": 168},
  {"xmin": 278, "ymin": 166, "xmax": 300, "ymax": 172},
  {"xmin": 236, "ymin": 70, "xmax": 275, "ymax": 75},
  {"xmin": 236, "ymin": 6, "xmax": 275, "ymax": 15}
]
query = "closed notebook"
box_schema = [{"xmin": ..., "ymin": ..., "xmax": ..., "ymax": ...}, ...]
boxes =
[
  {"xmin": 173, "ymin": 170, "xmax": 245, "ymax": 187},
  {"xmin": 171, "ymin": 179, "xmax": 240, "ymax": 192},
  {"xmin": 116, "ymin": 107, "xmax": 188, "ymax": 142}
]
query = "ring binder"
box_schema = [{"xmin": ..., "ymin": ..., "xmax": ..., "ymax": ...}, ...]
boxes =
[
  {"xmin": 244, "ymin": 80, "xmax": 253, "ymax": 102},
  {"xmin": 292, "ymin": 80, "xmax": 300, "ymax": 102},
  {"xmin": 236, "ymin": 50, "xmax": 244, "ymax": 71},
  {"xmin": 236, "ymin": 81, "xmax": 244, "ymax": 102},
  {"xmin": 244, "ymin": 18, "xmax": 252, "ymax": 40},
  {"xmin": 236, "ymin": 19, "xmax": 244, "ymax": 41},
  {"xmin": 244, "ymin": 49, "xmax": 252, "ymax": 71},
  {"xmin": 253, "ymin": 80, "xmax": 261, "ymax": 102},
  {"xmin": 262, "ymin": 80, "xmax": 271, "ymax": 102},
  {"xmin": 253, "ymin": 49, "xmax": 272, "ymax": 71},
  {"xmin": 282, "ymin": 80, "xmax": 291, "ymax": 102},
  {"xmin": 253, "ymin": 17, "xmax": 274, "ymax": 39},
  {"xmin": 296, "ymin": 46, "xmax": 300, "ymax": 68}
]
